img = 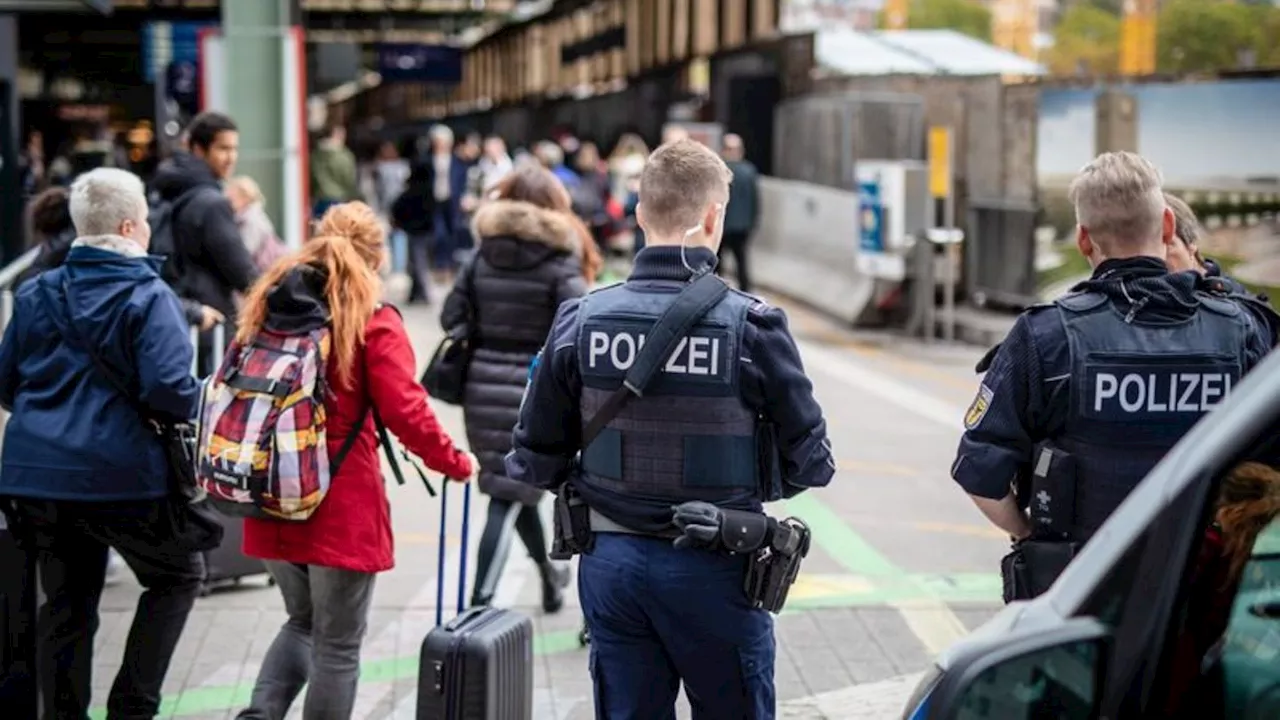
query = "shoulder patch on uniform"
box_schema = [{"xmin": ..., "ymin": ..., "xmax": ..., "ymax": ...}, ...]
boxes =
[{"xmin": 964, "ymin": 383, "xmax": 994, "ymax": 430}]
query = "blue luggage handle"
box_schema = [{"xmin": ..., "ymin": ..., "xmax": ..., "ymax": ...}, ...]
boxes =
[{"xmin": 435, "ymin": 478, "xmax": 472, "ymax": 628}]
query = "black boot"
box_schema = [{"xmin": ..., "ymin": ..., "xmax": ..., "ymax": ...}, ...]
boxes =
[
  {"xmin": 470, "ymin": 591, "xmax": 493, "ymax": 608},
  {"xmin": 538, "ymin": 561, "xmax": 570, "ymax": 614}
]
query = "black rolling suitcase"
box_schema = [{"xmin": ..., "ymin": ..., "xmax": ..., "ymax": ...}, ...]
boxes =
[
  {"xmin": 191, "ymin": 324, "xmax": 268, "ymax": 594},
  {"xmin": 418, "ymin": 480, "xmax": 534, "ymax": 720}
]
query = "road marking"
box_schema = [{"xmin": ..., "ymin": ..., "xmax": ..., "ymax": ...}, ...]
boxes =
[
  {"xmin": 787, "ymin": 493, "xmax": 972, "ymax": 655},
  {"xmin": 799, "ymin": 340, "xmax": 968, "ymax": 428},
  {"xmin": 778, "ymin": 672, "xmax": 926, "ymax": 719},
  {"xmin": 835, "ymin": 459, "xmax": 921, "ymax": 476},
  {"xmin": 791, "ymin": 339, "xmax": 975, "ymax": 654}
]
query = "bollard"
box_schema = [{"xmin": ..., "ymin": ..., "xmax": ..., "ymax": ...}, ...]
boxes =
[
  {"xmin": 926, "ymin": 228, "xmax": 965, "ymax": 343},
  {"xmin": 905, "ymin": 232, "xmax": 936, "ymax": 341}
]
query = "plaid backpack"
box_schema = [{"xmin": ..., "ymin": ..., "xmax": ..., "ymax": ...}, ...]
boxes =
[{"xmin": 195, "ymin": 326, "xmax": 357, "ymax": 521}]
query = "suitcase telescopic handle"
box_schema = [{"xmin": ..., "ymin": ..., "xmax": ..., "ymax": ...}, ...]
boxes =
[{"xmin": 435, "ymin": 479, "xmax": 472, "ymax": 628}]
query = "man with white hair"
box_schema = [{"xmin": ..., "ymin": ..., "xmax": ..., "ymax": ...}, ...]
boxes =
[
  {"xmin": 952, "ymin": 151, "xmax": 1275, "ymax": 602},
  {"xmin": 0, "ymin": 167, "xmax": 207, "ymax": 719}
]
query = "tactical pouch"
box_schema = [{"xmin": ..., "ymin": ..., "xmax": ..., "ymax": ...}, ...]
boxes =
[
  {"xmin": 550, "ymin": 482, "xmax": 594, "ymax": 560},
  {"xmin": 744, "ymin": 517, "xmax": 811, "ymax": 613},
  {"xmin": 1029, "ymin": 445, "xmax": 1077, "ymax": 538}
]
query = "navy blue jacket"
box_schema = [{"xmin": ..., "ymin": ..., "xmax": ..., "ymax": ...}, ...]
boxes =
[
  {"xmin": 0, "ymin": 243, "xmax": 201, "ymax": 501},
  {"xmin": 506, "ymin": 246, "xmax": 835, "ymax": 527},
  {"xmin": 952, "ymin": 257, "xmax": 1273, "ymax": 501}
]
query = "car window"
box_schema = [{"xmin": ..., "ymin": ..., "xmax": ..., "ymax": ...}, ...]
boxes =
[
  {"xmin": 1160, "ymin": 462, "xmax": 1280, "ymax": 719},
  {"xmin": 1215, "ymin": 517, "xmax": 1280, "ymax": 718}
]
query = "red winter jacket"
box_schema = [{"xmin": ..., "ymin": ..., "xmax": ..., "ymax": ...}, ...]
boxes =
[{"xmin": 243, "ymin": 306, "xmax": 471, "ymax": 573}]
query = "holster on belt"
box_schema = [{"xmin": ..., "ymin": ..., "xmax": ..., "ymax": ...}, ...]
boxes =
[
  {"xmin": 550, "ymin": 481, "xmax": 594, "ymax": 560},
  {"xmin": 743, "ymin": 517, "xmax": 811, "ymax": 613}
]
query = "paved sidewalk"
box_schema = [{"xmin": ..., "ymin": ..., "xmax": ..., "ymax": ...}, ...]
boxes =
[{"xmin": 83, "ymin": 282, "xmax": 1002, "ymax": 719}]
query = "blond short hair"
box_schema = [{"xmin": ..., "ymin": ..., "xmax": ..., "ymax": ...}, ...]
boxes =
[
  {"xmin": 639, "ymin": 139, "xmax": 731, "ymax": 237},
  {"xmin": 227, "ymin": 175, "xmax": 265, "ymax": 205},
  {"xmin": 1068, "ymin": 151, "xmax": 1165, "ymax": 248},
  {"xmin": 1163, "ymin": 192, "xmax": 1201, "ymax": 246}
]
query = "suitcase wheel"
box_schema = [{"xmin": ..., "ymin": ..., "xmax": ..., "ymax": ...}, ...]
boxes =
[
  {"xmin": 267, "ymin": 576, "xmax": 276, "ymax": 587},
  {"xmin": 579, "ymin": 627, "xmax": 590, "ymax": 647}
]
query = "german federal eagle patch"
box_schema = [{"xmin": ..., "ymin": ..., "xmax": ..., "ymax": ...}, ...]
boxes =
[{"xmin": 964, "ymin": 384, "xmax": 994, "ymax": 430}]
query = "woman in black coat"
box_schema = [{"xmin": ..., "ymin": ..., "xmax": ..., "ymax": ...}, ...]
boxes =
[
  {"xmin": 441, "ymin": 166, "xmax": 590, "ymax": 611},
  {"xmin": 14, "ymin": 187, "xmax": 75, "ymax": 290}
]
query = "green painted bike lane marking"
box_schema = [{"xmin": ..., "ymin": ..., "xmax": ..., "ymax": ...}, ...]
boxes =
[{"xmin": 91, "ymin": 497, "xmax": 998, "ymax": 717}]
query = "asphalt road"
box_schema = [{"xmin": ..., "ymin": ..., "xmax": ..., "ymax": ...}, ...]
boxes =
[{"xmin": 90, "ymin": 286, "xmax": 1007, "ymax": 719}]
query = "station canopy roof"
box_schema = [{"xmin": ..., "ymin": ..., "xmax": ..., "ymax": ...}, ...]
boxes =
[{"xmin": 812, "ymin": 29, "xmax": 1046, "ymax": 77}]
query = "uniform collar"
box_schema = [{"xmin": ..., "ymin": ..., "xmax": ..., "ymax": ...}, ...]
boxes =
[
  {"xmin": 1090, "ymin": 256, "xmax": 1167, "ymax": 281},
  {"xmin": 628, "ymin": 246, "xmax": 718, "ymax": 282}
]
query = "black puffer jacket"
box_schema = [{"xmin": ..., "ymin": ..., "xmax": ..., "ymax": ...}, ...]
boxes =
[{"xmin": 441, "ymin": 200, "xmax": 587, "ymax": 505}]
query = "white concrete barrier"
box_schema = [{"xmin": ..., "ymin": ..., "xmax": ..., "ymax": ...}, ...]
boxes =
[{"xmin": 751, "ymin": 177, "xmax": 894, "ymax": 325}]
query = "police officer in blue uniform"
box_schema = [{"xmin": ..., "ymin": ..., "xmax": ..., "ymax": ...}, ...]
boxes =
[
  {"xmin": 506, "ymin": 139, "xmax": 834, "ymax": 718},
  {"xmin": 953, "ymin": 153, "xmax": 1275, "ymax": 599},
  {"xmin": 972, "ymin": 189, "xmax": 1275, "ymax": 375}
]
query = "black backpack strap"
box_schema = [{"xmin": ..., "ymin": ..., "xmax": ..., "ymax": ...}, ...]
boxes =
[{"xmin": 580, "ymin": 272, "xmax": 730, "ymax": 448}]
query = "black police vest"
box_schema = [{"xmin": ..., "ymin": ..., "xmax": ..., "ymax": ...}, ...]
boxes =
[
  {"xmin": 575, "ymin": 281, "xmax": 761, "ymax": 506},
  {"xmin": 1055, "ymin": 290, "xmax": 1250, "ymax": 538}
]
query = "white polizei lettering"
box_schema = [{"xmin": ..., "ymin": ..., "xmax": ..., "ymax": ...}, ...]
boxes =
[
  {"xmin": 711, "ymin": 337, "xmax": 721, "ymax": 373},
  {"xmin": 686, "ymin": 337, "xmax": 711, "ymax": 375},
  {"xmin": 1095, "ymin": 373, "xmax": 1118, "ymax": 412},
  {"xmin": 664, "ymin": 336, "xmax": 689, "ymax": 373},
  {"xmin": 1095, "ymin": 371, "xmax": 1236, "ymax": 413},
  {"xmin": 588, "ymin": 331, "xmax": 609, "ymax": 369},
  {"xmin": 611, "ymin": 333, "xmax": 637, "ymax": 370},
  {"xmin": 1119, "ymin": 374, "xmax": 1145, "ymax": 412},
  {"xmin": 1146, "ymin": 374, "xmax": 1167, "ymax": 411},
  {"xmin": 1177, "ymin": 373, "xmax": 1200, "ymax": 412},
  {"xmin": 1201, "ymin": 374, "xmax": 1224, "ymax": 409}
]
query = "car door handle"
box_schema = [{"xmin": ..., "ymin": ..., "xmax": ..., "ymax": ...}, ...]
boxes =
[{"xmin": 1248, "ymin": 602, "xmax": 1280, "ymax": 619}]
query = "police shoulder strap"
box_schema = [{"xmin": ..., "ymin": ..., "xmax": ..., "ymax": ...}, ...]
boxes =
[{"xmin": 581, "ymin": 272, "xmax": 730, "ymax": 448}]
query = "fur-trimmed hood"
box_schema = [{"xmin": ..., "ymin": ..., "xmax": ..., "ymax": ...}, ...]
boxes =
[{"xmin": 471, "ymin": 199, "xmax": 580, "ymax": 255}]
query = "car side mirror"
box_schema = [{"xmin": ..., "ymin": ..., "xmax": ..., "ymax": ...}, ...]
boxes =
[{"xmin": 927, "ymin": 617, "xmax": 1111, "ymax": 720}]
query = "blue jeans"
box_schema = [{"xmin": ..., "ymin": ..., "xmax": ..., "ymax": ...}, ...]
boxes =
[{"xmin": 579, "ymin": 533, "xmax": 776, "ymax": 719}]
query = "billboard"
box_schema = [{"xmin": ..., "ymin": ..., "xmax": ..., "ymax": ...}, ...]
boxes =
[{"xmin": 1038, "ymin": 78, "xmax": 1280, "ymax": 190}]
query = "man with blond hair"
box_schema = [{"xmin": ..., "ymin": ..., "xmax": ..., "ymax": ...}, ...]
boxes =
[
  {"xmin": 953, "ymin": 151, "xmax": 1274, "ymax": 602},
  {"xmin": 507, "ymin": 139, "xmax": 834, "ymax": 718}
]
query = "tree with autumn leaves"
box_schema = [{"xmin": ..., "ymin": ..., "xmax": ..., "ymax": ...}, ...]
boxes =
[
  {"xmin": 881, "ymin": 0, "xmax": 1280, "ymax": 77},
  {"xmin": 1048, "ymin": 0, "xmax": 1280, "ymax": 76}
]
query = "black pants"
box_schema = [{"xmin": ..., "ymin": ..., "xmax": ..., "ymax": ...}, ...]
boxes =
[
  {"xmin": 0, "ymin": 527, "xmax": 38, "ymax": 719},
  {"xmin": 471, "ymin": 498, "xmax": 549, "ymax": 603},
  {"xmin": 406, "ymin": 232, "xmax": 433, "ymax": 304},
  {"xmin": 10, "ymin": 499, "xmax": 205, "ymax": 720},
  {"xmin": 717, "ymin": 230, "xmax": 751, "ymax": 293}
]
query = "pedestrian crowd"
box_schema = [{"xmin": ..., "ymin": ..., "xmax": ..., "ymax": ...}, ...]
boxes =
[{"xmin": 0, "ymin": 112, "xmax": 766, "ymax": 719}]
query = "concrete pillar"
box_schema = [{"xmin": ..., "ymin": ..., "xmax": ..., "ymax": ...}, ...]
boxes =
[
  {"xmin": 221, "ymin": 0, "xmax": 306, "ymax": 248},
  {"xmin": 1095, "ymin": 89, "xmax": 1138, "ymax": 156}
]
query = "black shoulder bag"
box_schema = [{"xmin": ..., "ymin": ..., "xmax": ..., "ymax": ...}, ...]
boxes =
[
  {"xmin": 551, "ymin": 272, "xmax": 730, "ymax": 558},
  {"xmin": 53, "ymin": 277, "xmax": 225, "ymax": 553},
  {"xmin": 420, "ymin": 258, "xmax": 479, "ymax": 405}
]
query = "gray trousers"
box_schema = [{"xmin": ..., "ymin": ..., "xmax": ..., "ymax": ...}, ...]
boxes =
[{"xmin": 236, "ymin": 561, "xmax": 376, "ymax": 720}]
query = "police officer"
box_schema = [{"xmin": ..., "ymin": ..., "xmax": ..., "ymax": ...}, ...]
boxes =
[
  {"xmin": 506, "ymin": 139, "xmax": 834, "ymax": 718},
  {"xmin": 972, "ymin": 189, "xmax": 1275, "ymax": 375},
  {"xmin": 954, "ymin": 152, "xmax": 1274, "ymax": 597}
]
